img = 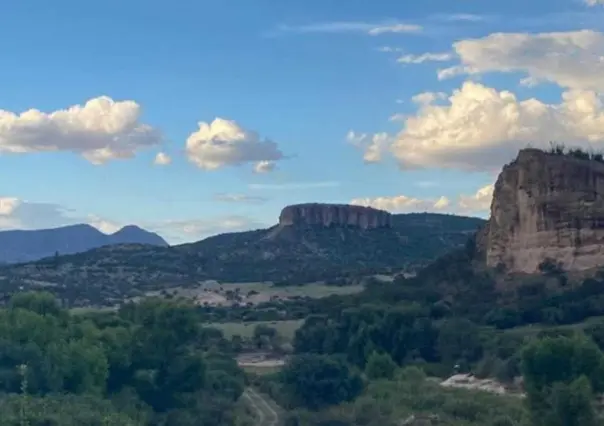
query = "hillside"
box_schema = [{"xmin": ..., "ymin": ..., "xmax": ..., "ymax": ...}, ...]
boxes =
[
  {"xmin": 354, "ymin": 147, "xmax": 604, "ymax": 327},
  {"xmin": 0, "ymin": 209, "xmax": 484, "ymax": 306},
  {"xmin": 0, "ymin": 224, "xmax": 168, "ymax": 264}
]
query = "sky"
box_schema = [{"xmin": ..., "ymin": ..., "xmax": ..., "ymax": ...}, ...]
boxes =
[{"xmin": 1, "ymin": 0, "xmax": 604, "ymax": 244}]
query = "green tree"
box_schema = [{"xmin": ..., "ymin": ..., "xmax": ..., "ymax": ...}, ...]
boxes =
[
  {"xmin": 522, "ymin": 335, "xmax": 604, "ymax": 426},
  {"xmin": 281, "ymin": 354, "xmax": 364, "ymax": 410},
  {"xmin": 365, "ymin": 351, "xmax": 396, "ymax": 380}
]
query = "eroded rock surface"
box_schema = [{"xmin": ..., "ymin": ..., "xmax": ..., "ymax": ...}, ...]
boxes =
[
  {"xmin": 279, "ymin": 203, "xmax": 392, "ymax": 229},
  {"xmin": 484, "ymin": 148, "xmax": 604, "ymax": 273}
]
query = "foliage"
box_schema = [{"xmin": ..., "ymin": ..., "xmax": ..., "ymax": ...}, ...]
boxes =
[
  {"xmin": 280, "ymin": 354, "xmax": 364, "ymax": 410},
  {"xmin": 546, "ymin": 142, "xmax": 604, "ymax": 163},
  {"xmin": 0, "ymin": 291, "xmax": 245, "ymax": 425},
  {"xmin": 365, "ymin": 352, "xmax": 397, "ymax": 380},
  {"xmin": 522, "ymin": 335, "xmax": 604, "ymax": 426},
  {"xmin": 281, "ymin": 366, "xmax": 526, "ymax": 426}
]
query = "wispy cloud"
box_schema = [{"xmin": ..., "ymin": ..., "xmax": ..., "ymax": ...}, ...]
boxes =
[
  {"xmin": 271, "ymin": 21, "xmax": 422, "ymax": 36},
  {"xmin": 585, "ymin": 0, "xmax": 604, "ymax": 7},
  {"xmin": 248, "ymin": 181, "xmax": 340, "ymax": 190},
  {"xmin": 213, "ymin": 193, "xmax": 268, "ymax": 203},
  {"xmin": 397, "ymin": 52, "xmax": 453, "ymax": 64},
  {"xmin": 431, "ymin": 13, "xmax": 487, "ymax": 22}
]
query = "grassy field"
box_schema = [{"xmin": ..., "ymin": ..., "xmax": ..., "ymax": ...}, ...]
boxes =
[{"xmin": 209, "ymin": 319, "xmax": 305, "ymax": 340}]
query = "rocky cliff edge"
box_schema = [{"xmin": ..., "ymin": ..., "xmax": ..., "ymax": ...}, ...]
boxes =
[
  {"xmin": 278, "ymin": 203, "xmax": 392, "ymax": 229},
  {"xmin": 483, "ymin": 148, "xmax": 604, "ymax": 273}
]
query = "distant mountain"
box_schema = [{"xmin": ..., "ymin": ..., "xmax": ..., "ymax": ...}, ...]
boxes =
[
  {"xmin": 0, "ymin": 224, "xmax": 168, "ymax": 264},
  {"xmin": 0, "ymin": 206, "xmax": 484, "ymax": 306}
]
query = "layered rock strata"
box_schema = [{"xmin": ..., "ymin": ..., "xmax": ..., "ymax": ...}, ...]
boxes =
[
  {"xmin": 484, "ymin": 148, "xmax": 604, "ymax": 273},
  {"xmin": 279, "ymin": 203, "xmax": 392, "ymax": 229}
]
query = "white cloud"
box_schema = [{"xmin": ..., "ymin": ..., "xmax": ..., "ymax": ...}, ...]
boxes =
[
  {"xmin": 248, "ymin": 181, "xmax": 340, "ymax": 190},
  {"xmin": 148, "ymin": 216, "xmax": 267, "ymax": 244},
  {"xmin": 273, "ymin": 21, "xmax": 422, "ymax": 36},
  {"xmin": 347, "ymin": 131, "xmax": 393, "ymax": 163},
  {"xmin": 0, "ymin": 196, "xmax": 126, "ymax": 234},
  {"xmin": 0, "ymin": 197, "xmax": 19, "ymax": 216},
  {"xmin": 213, "ymin": 193, "xmax": 267, "ymax": 203},
  {"xmin": 585, "ymin": 0, "xmax": 604, "ymax": 6},
  {"xmin": 440, "ymin": 30, "xmax": 604, "ymax": 91},
  {"xmin": 254, "ymin": 160, "xmax": 276, "ymax": 173},
  {"xmin": 397, "ymin": 52, "xmax": 453, "ymax": 64},
  {"xmin": 153, "ymin": 152, "xmax": 172, "ymax": 166},
  {"xmin": 411, "ymin": 92, "xmax": 447, "ymax": 105},
  {"xmin": 458, "ymin": 184, "xmax": 494, "ymax": 213},
  {"xmin": 350, "ymin": 194, "xmax": 450, "ymax": 213},
  {"xmin": 377, "ymin": 46, "xmax": 405, "ymax": 53},
  {"xmin": 439, "ymin": 14, "xmax": 485, "ymax": 22},
  {"xmin": 386, "ymin": 81, "xmax": 604, "ymax": 171},
  {"xmin": 349, "ymin": 184, "xmax": 494, "ymax": 216},
  {"xmin": 0, "ymin": 197, "xmax": 76, "ymax": 230},
  {"xmin": 368, "ymin": 24, "xmax": 423, "ymax": 35},
  {"xmin": 185, "ymin": 118, "xmax": 283, "ymax": 171},
  {"xmin": 0, "ymin": 97, "xmax": 162, "ymax": 164},
  {"xmin": 87, "ymin": 215, "xmax": 121, "ymax": 234}
]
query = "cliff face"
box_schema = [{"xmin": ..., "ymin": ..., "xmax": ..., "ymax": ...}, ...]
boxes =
[
  {"xmin": 484, "ymin": 148, "xmax": 604, "ymax": 273},
  {"xmin": 278, "ymin": 203, "xmax": 392, "ymax": 229}
]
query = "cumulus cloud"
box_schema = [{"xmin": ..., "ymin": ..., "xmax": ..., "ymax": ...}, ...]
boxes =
[
  {"xmin": 347, "ymin": 131, "xmax": 393, "ymax": 163},
  {"xmin": 585, "ymin": 0, "xmax": 604, "ymax": 5},
  {"xmin": 458, "ymin": 184, "xmax": 494, "ymax": 213},
  {"xmin": 185, "ymin": 118, "xmax": 283, "ymax": 171},
  {"xmin": 273, "ymin": 21, "xmax": 422, "ymax": 36},
  {"xmin": 439, "ymin": 30, "xmax": 604, "ymax": 91},
  {"xmin": 153, "ymin": 152, "xmax": 172, "ymax": 166},
  {"xmin": 397, "ymin": 52, "xmax": 453, "ymax": 64},
  {"xmin": 0, "ymin": 97, "xmax": 162, "ymax": 164},
  {"xmin": 350, "ymin": 194, "xmax": 450, "ymax": 213},
  {"xmin": 350, "ymin": 184, "xmax": 494, "ymax": 216},
  {"xmin": 384, "ymin": 81, "xmax": 604, "ymax": 171}
]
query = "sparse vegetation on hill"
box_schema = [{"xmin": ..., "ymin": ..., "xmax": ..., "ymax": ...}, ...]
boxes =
[{"xmin": 0, "ymin": 213, "xmax": 484, "ymax": 307}]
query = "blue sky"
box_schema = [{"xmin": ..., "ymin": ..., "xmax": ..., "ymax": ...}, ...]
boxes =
[{"xmin": 1, "ymin": 0, "xmax": 604, "ymax": 243}]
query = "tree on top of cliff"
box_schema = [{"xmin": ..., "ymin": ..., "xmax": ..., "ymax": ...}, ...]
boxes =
[{"xmin": 544, "ymin": 142, "xmax": 604, "ymax": 163}]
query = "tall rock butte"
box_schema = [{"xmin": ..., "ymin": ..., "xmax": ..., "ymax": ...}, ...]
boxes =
[
  {"xmin": 278, "ymin": 203, "xmax": 392, "ymax": 229},
  {"xmin": 483, "ymin": 148, "xmax": 604, "ymax": 273}
]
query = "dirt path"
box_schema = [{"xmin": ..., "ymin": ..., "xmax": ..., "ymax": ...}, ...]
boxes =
[{"xmin": 243, "ymin": 387, "xmax": 280, "ymax": 426}]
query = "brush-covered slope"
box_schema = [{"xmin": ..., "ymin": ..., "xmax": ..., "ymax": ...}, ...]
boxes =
[{"xmin": 0, "ymin": 206, "xmax": 484, "ymax": 305}]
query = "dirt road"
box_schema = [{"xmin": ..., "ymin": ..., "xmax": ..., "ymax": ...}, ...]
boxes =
[{"xmin": 243, "ymin": 387, "xmax": 280, "ymax": 426}]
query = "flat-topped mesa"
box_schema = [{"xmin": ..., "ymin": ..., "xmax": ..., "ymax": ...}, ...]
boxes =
[
  {"xmin": 484, "ymin": 148, "xmax": 604, "ymax": 273},
  {"xmin": 279, "ymin": 203, "xmax": 392, "ymax": 229}
]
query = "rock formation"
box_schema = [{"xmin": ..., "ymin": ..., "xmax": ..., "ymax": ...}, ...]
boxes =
[
  {"xmin": 484, "ymin": 148, "xmax": 604, "ymax": 273},
  {"xmin": 278, "ymin": 203, "xmax": 392, "ymax": 229}
]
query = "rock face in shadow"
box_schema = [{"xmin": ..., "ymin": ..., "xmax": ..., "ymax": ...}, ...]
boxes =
[
  {"xmin": 484, "ymin": 148, "xmax": 604, "ymax": 273},
  {"xmin": 278, "ymin": 203, "xmax": 392, "ymax": 229}
]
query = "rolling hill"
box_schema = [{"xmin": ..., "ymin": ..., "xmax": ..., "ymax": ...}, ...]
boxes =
[{"xmin": 0, "ymin": 208, "xmax": 484, "ymax": 307}]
